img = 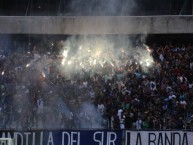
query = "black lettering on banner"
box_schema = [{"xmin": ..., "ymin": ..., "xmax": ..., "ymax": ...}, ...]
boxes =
[
  {"xmin": 173, "ymin": 132, "xmax": 181, "ymax": 145},
  {"xmin": 125, "ymin": 131, "xmax": 130, "ymax": 145},
  {"xmin": 182, "ymin": 133, "xmax": 188, "ymax": 145},
  {"xmin": 148, "ymin": 133, "xmax": 156, "ymax": 145},
  {"xmin": 135, "ymin": 133, "xmax": 142, "ymax": 145},
  {"xmin": 165, "ymin": 133, "xmax": 172, "ymax": 145},
  {"xmin": 157, "ymin": 133, "xmax": 163, "ymax": 145}
]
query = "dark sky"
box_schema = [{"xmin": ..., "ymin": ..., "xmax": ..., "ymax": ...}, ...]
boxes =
[{"xmin": 0, "ymin": 0, "xmax": 192, "ymax": 16}]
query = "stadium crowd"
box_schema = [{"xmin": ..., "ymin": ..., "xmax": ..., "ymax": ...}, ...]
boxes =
[{"xmin": 0, "ymin": 36, "xmax": 193, "ymax": 130}]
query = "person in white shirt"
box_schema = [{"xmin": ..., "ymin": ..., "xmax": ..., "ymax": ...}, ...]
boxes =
[
  {"xmin": 117, "ymin": 108, "xmax": 123, "ymax": 120},
  {"xmin": 136, "ymin": 117, "xmax": 143, "ymax": 130},
  {"xmin": 83, "ymin": 81, "xmax": 88, "ymax": 88},
  {"xmin": 159, "ymin": 54, "xmax": 164, "ymax": 62},
  {"xmin": 37, "ymin": 98, "xmax": 45, "ymax": 127},
  {"xmin": 120, "ymin": 113, "xmax": 125, "ymax": 129},
  {"xmin": 37, "ymin": 98, "xmax": 44, "ymax": 114},
  {"xmin": 98, "ymin": 102, "xmax": 105, "ymax": 115}
]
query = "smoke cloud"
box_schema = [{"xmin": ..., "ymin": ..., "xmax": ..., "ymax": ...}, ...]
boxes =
[
  {"xmin": 59, "ymin": 35, "xmax": 153, "ymax": 79},
  {"xmin": 64, "ymin": 0, "xmax": 137, "ymax": 16},
  {"xmin": 0, "ymin": 34, "xmax": 154, "ymax": 130}
]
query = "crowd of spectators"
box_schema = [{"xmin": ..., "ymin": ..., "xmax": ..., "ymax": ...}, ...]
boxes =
[
  {"xmin": 103, "ymin": 43, "xmax": 193, "ymax": 130},
  {"xmin": 0, "ymin": 36, "xmax": 193, "ymax": 130}
]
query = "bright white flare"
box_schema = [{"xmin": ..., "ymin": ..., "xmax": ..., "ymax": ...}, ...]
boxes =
[
  {"xmin": 143, "ymin": 44, "xmax": 151, "ymax": 52},
  {"xmin": 59, "ymin": 38, "xmax": 155, "ymax": 79},
  {"xmin": 26, "ymin": 64, "xmax": 30, "ymax": 68},
  {"xmin": 146, "ymin": 62, "xmax": 150, "ymax": 67},
  {"xmin": 42, "ymin": 71, "xmax": 46, "ymax": 78},
  {"xmin": 67, "ymin": 61, "xmax": 72, "ymax": 65},
  {"xmin": 61, "ymin": 48, "xmax": 68, "ymax": 65}
]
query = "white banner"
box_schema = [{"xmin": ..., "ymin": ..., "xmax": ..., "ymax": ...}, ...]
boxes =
[{"xmin": 125, "ymin": 131, "xmax": 193, "ymax": 145}]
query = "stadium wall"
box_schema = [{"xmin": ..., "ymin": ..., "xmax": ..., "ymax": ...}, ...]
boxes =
[{"xmin": 0, "ymin": 16, "xmax": 193, "ymax": 34}]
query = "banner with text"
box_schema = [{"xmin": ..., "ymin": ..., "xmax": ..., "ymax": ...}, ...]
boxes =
[
  {"xmin": 0, "ymin": 130, "xmax": 123, "ymax": 145},
  {"xmin": 125, "ymin": 131, "xmax": 193, "ymax": 145}
]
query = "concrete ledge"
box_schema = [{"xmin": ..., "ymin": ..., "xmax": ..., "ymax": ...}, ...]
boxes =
[{"xmin": 0, "ymin": 16, "xmax": 193, "ymax": 34}]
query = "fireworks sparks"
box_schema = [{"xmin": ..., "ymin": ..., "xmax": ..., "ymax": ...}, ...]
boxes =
[
  {"xmin": 143, "ymin": 44, "xmax": 151, "ymax": 53},
  {"xmin": 61, "ymin": 59, "xmax": 65, "ymax": 65},
  {"xmin": 93, "ymin": 59, "xmax": 97, "ymax": 65},
  {"xmin": 146, "ymin": 62, "xmax": 150, "ymax": 67},
  {"xmin": 61, "ymin": 47, "xmax": 68, "ymax": 65},
  {"xmin": 95, "ymin": 50, "xmax": 101, "ymax": 57},
  {"xmin": 42, "ymin": 71, "xmax": 46, "ymax": 78},
  {"xmin": 147, "ymin": 48, "xmax": 151, "ymax": 53},
  {"xmin": 139, "ymin": 59, "xmax": 153, "ymax": 68},
  {"xmin": 67, "ymin": 61, "xmax": 72, "ymax": 65},
  {"xmin": 58, "ymin": 38, "xmax": 155, "ymax": 78},
  {"xmin": 62, "ymin": 49, "xmax": 68, "ymax": 58},
  {"xmin": 110, "ymin": 63, "xmax": 115, "ymax": 67},
  {"xmin": 1, "ymin": 71, "xmax": 4, "ymax": 75},
  {"xmin": 26, "ymin": 63, "xmax": 30, "ymax": 68},
  {"xmin": 0, "ymin": 38, "xmax": 156, "ymax": 100}
]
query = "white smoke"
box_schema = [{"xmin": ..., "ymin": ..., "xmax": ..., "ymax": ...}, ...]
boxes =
[
  {"xmin": 58, "ymin": 36, "xmax": 154, "ymax": 80},
  {"xmin": 78, "ymin": 102, "xmax": 106, "ymax": 129},
  {"xmin": 0, "ymin": 35, "xmax": 154, "ymax": 130},
  {"xmin": 65, "ymin": 0, "xmax": 137, "ymax": 16}
]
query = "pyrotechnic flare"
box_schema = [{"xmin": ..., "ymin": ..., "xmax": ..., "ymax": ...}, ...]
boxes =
[
  {"xmin": 143, "ymin": 44, "xmax": 151, "ymax": 52},
  {"xmin": 67, "ymin": 61, "xmax": 72, "ymax": 65},
  {"xmin": 26, "ymin": 63, "xmax": 30, "ymax": 68},
  {"xmin": 146, "ymin": 62, "xmax": 150, "ymax": 67},
  {"xmin": 93, "ymin": 59, "xmax": 97, "ymax": 65},
  {"xmin": 61, "ymin": 47, "xmax": 68, "ymax": 65},
  {"xmin": 110, "ymin": 63, "xmax": 115, "ymax": 67},
  {"xmin": 42, "ymin": 71, "xmax": 46, "ymax": 78},
  {"xmin": 61, "ymin": 59, "xmax": 65, "ymax": 65},
  {"xmin": 62, "ymin": 49, "xmax": 68, "ymax": 58},
  {"xmin": 95, "ymin": 50, "xmax": 101, "ymax": 56}
]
